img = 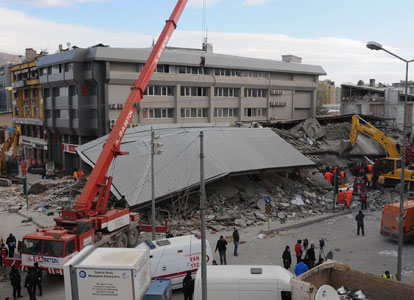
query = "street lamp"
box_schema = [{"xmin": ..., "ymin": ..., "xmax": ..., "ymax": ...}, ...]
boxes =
[{"xmin": 367, "ymin": 41, "xmax": 414, "ymax": 281}]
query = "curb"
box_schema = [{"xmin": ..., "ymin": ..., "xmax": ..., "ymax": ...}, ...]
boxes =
[{"xmin": 260, "ymin": 210, "xmax": 352, "ymax": 235}]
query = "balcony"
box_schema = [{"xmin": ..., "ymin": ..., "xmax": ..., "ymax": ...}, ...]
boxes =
[{"xmin": 12, "ymin": 80, "xmax": 24, "ymax": 88}]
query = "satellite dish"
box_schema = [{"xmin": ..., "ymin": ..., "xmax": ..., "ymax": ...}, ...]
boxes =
[
  {"xmin": 66, "ymin": 42, "xmax": 71, "ymax": 48},
  {"xmin": 326, "ymin": 251, "xmax": 334, "ymax": 260},
  {"xmin": 315, "ymin": 285, "xmax": 340, "ymax": 300}
]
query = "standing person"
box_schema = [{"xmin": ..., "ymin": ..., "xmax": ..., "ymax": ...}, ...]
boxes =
[
  {"xmin": 215, "ymin": 236, "xmax": 227, "ymax": 265},
  {"xmin": 378, "ymin": 175, "xmax": 385, "ymax": 192},
  {"xmin": 337, "ymin": 190, "xmax": 345, "ymax": 209},
  {"xmin": 366, "ymin": 172, "xmax": 373, "ymax": 190},
  {"xmin": 306, "ymin": 244, "xmax": 316, "ymax": 269},
  {"xmin": 339, "ymin": 169, "xmax": 345, "ymax": 185},
  {"xmin": 9, "ymin": 265, "xmax": 23, "ymax": 299},
  {"xmin": 324, "ymin": 170, "xmax": 333, "ymax": 185},
  {"xmin": 355, "ymin": 210, "xmax": 365, "ymax": 236},
  {"xmin": 294, "ymin": 240, "xmax": 302, "ymax": 263},
  {"xmin": 33, "ymin": 262, "xmax": 42, "ymax": 297},
  {"xmin": 353, "ymin": 177, "xmax": 360, "ymax": 196},
  {"xmin": 294, "ymin": 259, "xmax": 308, "ymax": 276},
  {"xmin": 282, "ymin": 245, "xmax": 291, "ymax": 270},
  {"xmin": 345, "ymin": 188, "xmax": 353, "ymax": 209},
  {"xmin": 360, "ymin": 191, "xmax": 368, "ymax": 210},
  {"xmin": 25, "ymin": 268, "xmax": 37, "ymax": 300},
  {"xmin": 232, "ymin": 227, "xmax": 240, "ymax": 256},
  {"xmin": 6, "ymin": 234, "xmax": 16, "ymax": 258},
  {"xmin": 182, "ymin": 271, "xmax": 194, "ymax": 300},
  {"xmin": 302, "ymin": 239, "xmax": 309, "ymax": 258},
  {"xmin": 382, "ymin": 270, "xmax": 394, "ymax": 279}
]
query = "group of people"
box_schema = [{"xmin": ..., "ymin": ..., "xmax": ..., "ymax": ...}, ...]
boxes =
[
  {"xmin": 214, "ymin": 227, "xmax": 240, "ymax": 265},
  {"xmin": 281, "ymin": 239, "xmax": 322, "ymax": 277},
  {"xmin": 6, "ymin": 263, "xmax": 42, "ymax": 300}
]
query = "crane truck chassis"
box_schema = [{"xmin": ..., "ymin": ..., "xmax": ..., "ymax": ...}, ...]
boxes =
[{"xmin": 3, "ymin": 0, "xmax": 187, "ymax": 274}]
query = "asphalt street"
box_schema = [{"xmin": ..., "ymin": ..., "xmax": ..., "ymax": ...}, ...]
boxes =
[{"xmin": 1, "ymin": 209, "xmax": 413, "ymax": 299}]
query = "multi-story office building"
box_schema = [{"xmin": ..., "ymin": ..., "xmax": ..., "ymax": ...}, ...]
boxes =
[
  {"xmin": 10, "ymin": 49, "xmax": 47, "ymax": 162},
  {"xmin": 37, "ymin": 44, "xmax": 326, "ymax": 169}
]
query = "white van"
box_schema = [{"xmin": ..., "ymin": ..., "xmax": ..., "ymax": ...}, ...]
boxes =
[
  {"xmin": 193, "ymin": 265, "xmax": 293, "ymax": 300},
  {"xmin": 136, "ymin": 234, "xmax": 213, "ymax": 290}
]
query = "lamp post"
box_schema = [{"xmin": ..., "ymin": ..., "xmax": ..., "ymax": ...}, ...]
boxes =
[{"xmin": 367, "ymin": 41, "xmax": 414, "ymax": 281}]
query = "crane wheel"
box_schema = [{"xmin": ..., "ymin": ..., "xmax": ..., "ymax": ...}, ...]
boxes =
[
  {"xmin": 76, "ymin": 222, "xmax": 92, "ymax": 235},
  {"xmin": 127, "ymin": 228, "xmax": 139, "ymax": 247},
  {"xmin": 116, "ymin": 233, "xmax": 128, "ymax": 248}
]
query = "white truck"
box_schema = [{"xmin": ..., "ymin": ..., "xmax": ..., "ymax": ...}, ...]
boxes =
[
  {"xmin": 193, "ymin": 265, "xmax": 293, "ymax": 300},
  {"xmin": 63, "ymin": 246, "xmax": 151, "ymax": 300},
  {"xmin": 136, "ymin": 234, "xmax": 213, "ymax": 289}
]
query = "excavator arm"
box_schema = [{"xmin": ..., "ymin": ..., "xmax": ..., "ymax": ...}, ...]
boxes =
[
  {"xmin": 73, "ymin": 0, "xmax": 188, "ymax": 215},
  {"xmin": 350, "ymin": 114, "xmax": 400, "ymax": 158}
]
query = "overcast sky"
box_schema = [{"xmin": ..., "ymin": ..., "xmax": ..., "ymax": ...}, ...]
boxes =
[{"xmin": 1, "ymin": 0, "xmax": 414, "ymax": 85}]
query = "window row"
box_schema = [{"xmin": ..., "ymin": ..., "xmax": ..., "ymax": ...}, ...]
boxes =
[
  {"xmin": 13, "ymin": 68, "xmax": 39, "ymax": 82},
  {"xmin": 214, "ymin": 88, "xmax": 240, "ymax": 97},
  {"xmin": 181, "ymin": 87, "xmax": 208, "ymax": 97},
  {"xmin": 39, "ymin": 63, "xmax": 73, "ymax": 76},
  {"xmin": 214, "ymin": 68, "xmax": 267, "ymax": 78},
  {"xmin": 214, "ymin": 108, "xmax": 239, "ymax": 118},
  {"xmin": 244, "ymin": 108, "xmax": 267, "ymax": 117},
  {"xmin": 244, "ymin": 88, "xmax": 267, "ymax": 98},
  {"xmin": 144, "ymin": 86, "xmax": 174, "ymax": 96},
  {"xmin": 43, "ymin": 85, "xmax": 92, "ymax": 98},
  {"xmin": 181, "ymin": 108, "xmax": 209, "ymax": 118},
  {"xmin": 142, "ymin": 108, "xmax": 175, "ymax": 119}
]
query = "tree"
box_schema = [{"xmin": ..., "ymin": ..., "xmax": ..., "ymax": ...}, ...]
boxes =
[{"xmin": 316, "ymin": 81, "xmax": 331, "ymax": 115}]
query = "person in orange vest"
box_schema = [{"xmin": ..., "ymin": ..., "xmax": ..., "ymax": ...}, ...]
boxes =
[
  {"xmin": 21, "ymin": 160, "xmax": 27, "ymax": 176},
  {"xmin": 339, "ymin": 169, "xmax": 345, "ymax": 185},
  {"xmin": 345, "ymin": 188, "xmax": 353, "ymax": 208},
  {"xmin": 333, "ymin": 166, "xmax": 339, "ymax": 176},
  {"xmin": 337, "ymin": 190, "xmax": 345, "ymax": 209},
  {"xmin": 324, "ymin": 170, "xmax": 333, "ymax": 185},
  {"xmin": 77, "ymin": 169, "xmax": 84, "ymax": 179},
  {"xmin": 367, "ymin": 164, "xmax": 373, "ymax": 173}
]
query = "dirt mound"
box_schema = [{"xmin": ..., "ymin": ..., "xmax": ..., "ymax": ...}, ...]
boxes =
[{"xmin": 29, "ymin": 183, "xmax": 48, "ymax": 195}]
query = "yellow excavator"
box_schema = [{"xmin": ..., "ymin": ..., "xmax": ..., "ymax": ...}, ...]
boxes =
[
  {"xmin": 0, "ymin": 126, "xmax": 20, "ymax": 176},
  {"xmin": 346, "ymin": 114, "xmax": 414, "ymax": 186}
]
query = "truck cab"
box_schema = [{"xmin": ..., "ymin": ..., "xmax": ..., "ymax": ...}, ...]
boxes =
[{"xmin": 21, "ymin": 227, "xmax": 94, "ymax": 274}]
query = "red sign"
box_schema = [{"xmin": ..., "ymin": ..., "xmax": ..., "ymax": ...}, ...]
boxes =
[
  {"xmin": 80, "ymin": 84, "xmax": 87, "ymax": 96},
  {"xmin": 61, "ymin": 143, "xmax": 78, "ymax": 154}
]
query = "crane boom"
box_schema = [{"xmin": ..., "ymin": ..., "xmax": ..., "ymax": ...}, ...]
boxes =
[
  {"xmin": 74, "ymin": 0, "xmax": 188, "ymax": 213},
  {"xmin": 350, "ymin": 114, "xmax": 400, "ymax": 158}
]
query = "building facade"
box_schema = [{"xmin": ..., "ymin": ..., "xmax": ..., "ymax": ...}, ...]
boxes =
[
  {"xmin": 340, "ymin": 81, "xmax": 414, "ymax": 131},
  {"xmin": 37, "ymin": 45, "xmax": 326, "ymax": 169},
  {"xmin": 10, "ymin": 49, "xmax": 47, "ymax": 162}
]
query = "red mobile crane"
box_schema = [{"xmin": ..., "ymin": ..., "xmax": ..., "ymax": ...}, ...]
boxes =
[{"xmin": 3, "ymin": 0, "xmax": 188, "ymax": 274}]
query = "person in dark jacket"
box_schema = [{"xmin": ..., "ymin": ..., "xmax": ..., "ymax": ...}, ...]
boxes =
[
  {"xmin": 215, "ymin": 236, "xmax": 228, "ymax": 265},
  {"xmin": 9, "ymin": 265, "xmax": 23, "ymax": 299},
  {"xmin": 232, "ymin": 227, "xmax": 240, "ymax": 256},
  {"xmin": 0, "ymin": 243, "xmax": 8, "ymax": 266},
  {"xmin": 182, "ymin": 271, "xmax": 194, "ymax": 300},
  {"xmin": 282, "ymin": 245, "xmax": 292, "ymax": 270},
  {"xmin": 33, "ymin": 262, "xmax": 42, "ymax": 296},
  {"xmin": 6, "ymin": 234, "xmax": 16, "ymax": 258},
  {"xmin": 356, "ymin": 210, "xmax": 365, "ymax": 236},
  {"xmin": 294, "ymin": 260, "xmax": 308, "ymax": 276},
  {"xmin": 306, "ymin": 244, "xmax": 316, "ymax": 269},
  {"xmin": 25, "ymin": 268, "xmax": 37, "ymax": 300}
]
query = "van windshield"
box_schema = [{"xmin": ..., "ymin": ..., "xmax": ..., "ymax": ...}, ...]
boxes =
[
  {"xmin": 23, "ymin": 239, "xmax": 42, "ymax": 255},
  {"xmin": 44, "ymin": 240, "xmax": 64, "ymax": 257}
]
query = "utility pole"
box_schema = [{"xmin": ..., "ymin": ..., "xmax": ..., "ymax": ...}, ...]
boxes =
[
  {"xmin": 200, "ymin": 131, "xmax": 207, "ymax": 300},
  {"xmin": 151, "ymin": 127, "xmax": 156, "ymax": 241}
]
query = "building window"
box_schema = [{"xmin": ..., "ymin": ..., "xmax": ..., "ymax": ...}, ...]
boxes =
[
  {"xmin": 69, "ymin": 85, "xmax": 78, "ymax": 96},
  {"xmin": 214, "ymin": 108, "xmax": 239, "ymax": 118},
  {"xmin": 244, "ymin": 88, "xmax": 267, "ymax": 98},
  {"xmin": 214, "ymin": 87, "xmax": 239, "ymax": 97},
  {"xmin": 64, "ymin": 63, "xmax": 73, "ymax": 72},
  {"xmin": 52, "ymin": 65, "xmax": 61, "ymax": 74},
  {"xmin": 244, "ymin": 108, "xmax": 267, "ymax": 117},
  {"xmin": 214, "ymin": 68, "xmax": 240, "ymax": 77},
  {"xmin": 14, "ymin": 107, "xmax": 20, "ymax": 117},
  {"xmin": 70, "ymin": 110, "xmax": 78, "ymax": 119},
  {"xmin": 25, "ymin": 107, "xmax": 31, "ymax": 118},
  {"xmin": 33, "ymin": 89, "xmax": 39, "ymax": 98},
  {"xmin": 144, "ymin": 86, "xmax": 174, "ymax": 96},
  {"xmin": 52, "ymin": 87, "xmax": 59, "ymax": 97},
  {"xmin": 181, "ymin": 108, "xmax": 209, "ymax": 118},
  {"xmin": 47, "ymin": 67, "xmax": 52, "ymax": 75},
  {"xmin": 154, "ymin": 64, "xmax": 169, "ymax": 73},
  {"xmin": 178, "ymin": 66, "xmax": 204, "ymax": 75},
  {"xmin": 142, "ymin": 108, "xmax": 174, "ymax": 119},
  {"xmin": 44, "ymin": 110, "xmax": 50, "ymax": 118},
  {"xmin": 24, "ymin": 89, "xmax": 30, "ymax": 99},
  {"xmin": 180, "ymin": 87, "xmax": 208, "ymax": 97},
  {"xmin": 39, "ymin": 68, "xmax": 46, "ymax": 76},
  {"xmin": 241, "ymin": 71, "xmax": 267, "ymax": 78},
  {"xmin": 59, "ymin": 87, "xmax": 68, "ymax": 97},
  {"xmin": 53, "ymin": 110, "xmax": 60, "ymax": 118},
  {"xmin": 44, "ymin": 88, "xmax": 50, "ymax": 98},
  {"xmin": 34, "ymin": 107, "xmax": 39, "ymax": 118}
]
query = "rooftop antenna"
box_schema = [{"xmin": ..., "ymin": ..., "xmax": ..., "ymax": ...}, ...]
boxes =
[{"xmin": 202, "ymin": 0, "xmax": 207, "ymax": 44}]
